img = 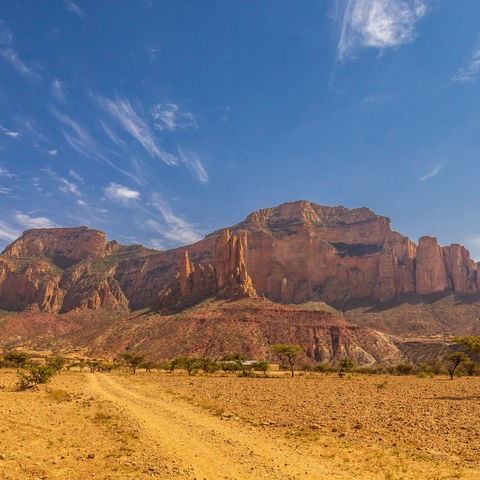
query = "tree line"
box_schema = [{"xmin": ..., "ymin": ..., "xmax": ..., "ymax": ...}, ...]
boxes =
[{"xmin": 2, "ymin": 336, "xmax": 480, "ymax": 389}]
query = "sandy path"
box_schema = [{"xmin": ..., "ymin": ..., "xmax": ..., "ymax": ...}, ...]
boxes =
[{"xmin": 88, "ymin": 373, "xmax": 360, "ymax": 480}]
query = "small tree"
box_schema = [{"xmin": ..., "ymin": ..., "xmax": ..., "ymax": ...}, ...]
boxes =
[
  {"xmin": 338, "ymin": 358, "xmax": 355, "ymax": 377},
  {"xmin": 48, "ymin": 357, "xmax": 67, "ymax": 372},
  {"xmin": 453, "ymin": 336, "xmax": 480, "ymax": 354},
  {"xmin": 443, "ymin": 352, "xmax": 468, "ymax": 380},
  {"xmin": 139, "ymin": 360, "xmax": 156, "ymax": 373},
  {"xmin": 17, "ymin": 365, "xmax": 56, "ymax": 390},
  {"xmin": 176, "ymin": 357, "xmax": 201, "ymax": 376},
  {"xmin": 271, "ymin": 344, "xmax": 304, "ymax": 378},
  {"xmin": 252, "ymin": 361, "xmax": 270, "ymax": 377},
  {"xmin": 123, "ymin": 352, "xmax": 145, "ymax": 374},
  {"xmin": 199, "ymin": 357, "xmax": 219, "ymax": 374},
  {"xmin": 461, "ymin": 360, "xmax": 480, "ymax": 376},
  {"xmin": 222, "ymin": 353, "xmax": 248, "ymax": 374},
  {"xmin": 4, "ymin": 351, "xmax": 29, "ymax": 372}
]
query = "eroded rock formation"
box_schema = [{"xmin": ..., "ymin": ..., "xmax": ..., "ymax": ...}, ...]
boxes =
[
  {"xmin": 0, "ymin": 201, "xmax": 479, "ymax": 314},
  {"xmin": 154, "ymin": 229, "xmax": 257, "ymax": 309}
]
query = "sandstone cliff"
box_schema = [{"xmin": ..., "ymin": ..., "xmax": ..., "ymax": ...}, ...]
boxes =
[
  {"xmin": 0, "ymin": 201, "xmax": 479, "ymax": 315},
  {"xmin": 154, "ymin": 229, "xmax": 257, "ymax": 310}
]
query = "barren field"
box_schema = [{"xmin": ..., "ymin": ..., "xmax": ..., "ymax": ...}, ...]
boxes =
[{"xmin": 1, "ymin": 370, "xmax": 480, "ymax": 479}]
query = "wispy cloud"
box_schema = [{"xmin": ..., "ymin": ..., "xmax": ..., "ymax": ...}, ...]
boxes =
[
  {"xmin": 0, "ymin": 124, "xmax": 19, "ymax": 138},
  {"xmin": 48, "ymin": 149, "xmax": 58, "ymax": 156},
  {"xmin": 69, "ymin": 169, "xmax": 84, "ymax": 183},
  {"xmin": 65, "ymin": 0, "xmax": 85, "ymax": 18},
  {"xmin": 15, "ymin": 212, "xmax": 56, "ymax": 229},
  {"xmin": 51, "ymin": 78, "xmax": 66, "ymax": 101},
  {"xmin": 152, "ymin": 103, "xmax": 198, "ymax": 132},
  {"xmin": 336, "ymin": 0, "xmax": 428, "ymax": 61},
  {"xmin": 0, "ymin": 220, "xmax": 20, "ymax": 242},
  {"xmin": 105, "ymin": 182, "xmax": 140, "ymax": 203},
  {"xmin": 419, "ymin": 162, "xmax": 444, "ymax": 181},
  {"xmin": 59, "ymin": 178, "xmax": 81, "ymax": 196},
  {"xmin": 150, "ymin": 195, "xmax": 202, "ymax": 244},
  {"xmin": 177, "ymin": 147, "xmax": 208, "ymax": 183},
  {"xmin": 0, "ymin": 167, "xmax": 14, "ymax": 178},
  {"xmin": 52, "ymin": 109, "xmax": 143, "ymax": 184},
  {"xmin": 95, "ymin": 94, "xmax": 177, "ymax": 165},
  {"xmin": 452, "ymin": 45, "xmax": 480, "ymax": 83},
  {"xmin": 0, "ymin": 187, "xmax": 11, "ymax": 195},
  {"xmin": 0, "ymin": 22, "xmax": 40, "ymax": 77}
]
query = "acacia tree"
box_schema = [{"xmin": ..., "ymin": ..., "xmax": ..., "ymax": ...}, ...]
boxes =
[
  {"xmin": 271, "ymin": 344, "xmax": 304, "ymax": 378},
  {"xmin": 4, "ymin": 351, "xmax": 29, "ymax": 372},
  {"xmin": 338, "ymin": 358, "xmax": 355, "ymax": 377},
  {"xmin": 443, "ymin": 352, "xmax": 468, "ymax": 380},
  {"xmin": 222, "ymin": 353, "xmax": 248, "ymax": 374},
  {"xmin": 252, "ymin": 360, "xmax": 270, "ymax": 377},
  {"xmin": 175, "ymin": 357, "xmax": 201, "ymax": 376},
  {"xmin": 122, "ymin": 352, "xmax": 145, "ymax": 374},
  {"xmin": 453, "ymin": 336, "xmax": 480, "ymax": 354}
]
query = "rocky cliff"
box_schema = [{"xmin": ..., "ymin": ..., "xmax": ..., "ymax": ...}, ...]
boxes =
[{"xmin": 0, "ymin": 201, "xmax": 479, "ymax": 314}]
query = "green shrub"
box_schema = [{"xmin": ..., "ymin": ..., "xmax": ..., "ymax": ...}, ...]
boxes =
[
  {"xmin": 17, "ymin": 365, "xmax": 56, "ymax": 390},
  {"xmin": 314, "ymin": 363, "xmax": 330, "ymax": 372}
]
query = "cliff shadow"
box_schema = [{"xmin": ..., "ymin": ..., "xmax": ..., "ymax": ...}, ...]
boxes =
[{"xmin": 338, "ymin": 290, "xmax": 480, "ymax": 313}]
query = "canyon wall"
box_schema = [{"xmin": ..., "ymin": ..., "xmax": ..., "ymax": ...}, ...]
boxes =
[{"xmin": 0, "ymin": 201, "xmax": 478, "ymax": 313}]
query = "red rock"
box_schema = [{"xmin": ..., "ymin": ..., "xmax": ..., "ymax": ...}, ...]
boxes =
[
  {"xmin": 443, "ymin": 244, "xmax": 477, "ymax": 295},
  {"xmin": 415, "ymin": 236, "xmax": 449, "ymax": 295}
]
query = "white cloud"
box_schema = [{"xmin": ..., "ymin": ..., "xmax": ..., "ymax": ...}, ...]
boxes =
[
  {"xmin": 77, "ymin": 199, "xmax": 87, "ymax": 206},
  {"xmin": 150, "ymin": 195, "xmax": 202, "ymax": 244},
  {"xmin": 95, "ymin": 94, "xmax": 177, "ymax": 165},
  {"xmin": 452, "ymin": 46, "xmax": 480, "ymax": 83},
  {"xmin": 105, "ymin": 182, "xmax": 140, "ymax": 203},
  {"xmin": 0, "ymin": 167, "xmax": 14, "ymax": 178},
  {"xmin": 59, "ymin": 178, "xmax": 81, "ymax": 196},
  {"xmin": 0, "ymin": 23, "xmax": 40, "ymax": 78},
  {"xmin": 52, "ymin": 109, "xmax": 143, "ymax": 184},
  {"xmin": 15, "ymin": 213, "xmax": 56, "ymax": 229},
  {"xmin": 337, "ymin": 0, "xmax": 428, "ymax": 61},
  {"xmin": 48, "ymin": 149, "xmax": 58, "ymax": 156},
  {"xmin": 177, "ymin": 147, "xmax": 208, "ymax": 183},
  {"xmin": 0, "ymin": 124, "xmax": 19, "ymax": 138},
  {"xmin": 0, "ymin": 187, "xmax": 11, "ymax": 194},
  {"xmin": 51, "ymin": 78, "xmax": 66, "ymax": 101},
  {"xmin": 419, "ymin": 162, "xmax": 444, "ymax": 181},
  {"xmin": 152, "ymin": 103, "xmax": 198, "ymax": 132},
  {"xmin": 69, "ymin": 169, "xmax": 84, "ymax": 183},
  {"xmin": 0, "ymin": 220, "xmax": 20, "ymax": 242},
  {"xmin": 65, "ymin": 0, "xmax": 85, "ymax": 18}
]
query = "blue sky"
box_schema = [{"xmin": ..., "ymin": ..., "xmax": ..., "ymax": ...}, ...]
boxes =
[{"xmin": 1, "ymin": 1, "xmax": 480, "ymax": 258}]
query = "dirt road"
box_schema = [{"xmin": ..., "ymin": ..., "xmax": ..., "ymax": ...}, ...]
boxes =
[{"xmin": 89, "ymin": 373, "xmax": 358, "ymax": 480}]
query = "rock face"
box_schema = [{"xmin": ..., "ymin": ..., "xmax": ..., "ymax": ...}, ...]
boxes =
[
  {"xmin": 0, "ymin": 201, "xmax": 479, "ymax": 314},
  {"xmin": 0, "ymin": 228, "xmax": 126, "ymax": 313},
  {"xmin": 155, "ymin": 230, "xmax": 257, "ymax": 309},
  {"xmin": 4, "ymin": 227, "xmax": 119, "ymax": 267}
]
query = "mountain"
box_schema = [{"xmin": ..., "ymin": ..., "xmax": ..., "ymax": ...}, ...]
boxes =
[{"xmin": 0, "ymin": 200, "xmax": 479, "ymax": 364}]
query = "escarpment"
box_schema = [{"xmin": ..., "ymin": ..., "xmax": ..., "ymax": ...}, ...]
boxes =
[{"xmin": 0, "ymin": 201, "xmax": 479, "ymax": 314}]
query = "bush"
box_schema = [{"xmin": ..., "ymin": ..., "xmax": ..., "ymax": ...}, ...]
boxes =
[
  {"xmin": 460, "ymin": 360, "xmax": 480, "ymax": 376},
  {"xmin": 47, "ymin": 357, "xmax": 67, "ymax": 372},
  {"xmin": 393, "ymin": 364, "xmax": 414, "ymax": 375},
  {"xmin": 338, "ymin": 358, "xmax": 355, "ymax": 377},
  {"xmin": 4, "ymin": 351, "xmax": 29, "ymax": 371},
  {"xmin": 17, "ymin": 365, "xmax": 56, "ymax": 390},
  {"xmin": 251, "ymin": 361, "xmax": 270, "ymax": 376},
  {"xmin": 314, "ymin": 363, "xmax": 330, "ymax": 372}
]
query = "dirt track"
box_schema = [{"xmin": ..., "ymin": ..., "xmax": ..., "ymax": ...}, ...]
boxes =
[
  {"xmin": 2, "ymin": 371, "xmax": 480, "ymax": 479},
  {"xmin": 89, "ymin": 373, "xmax": 343, "ymax": 479}
]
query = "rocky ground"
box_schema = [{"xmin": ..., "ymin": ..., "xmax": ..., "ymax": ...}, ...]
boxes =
[{"xmin": 1, "ymin": 370, "xmax": 479, "ymax": 479}]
